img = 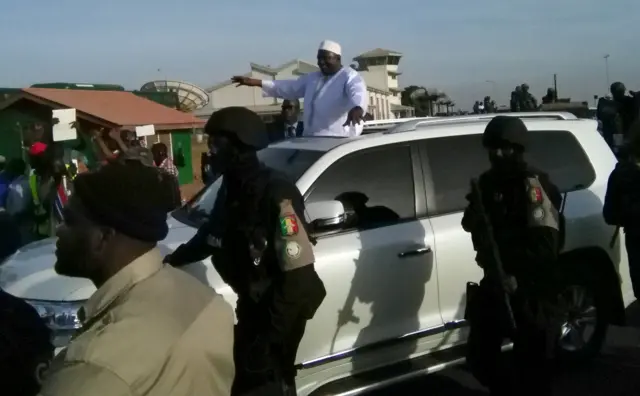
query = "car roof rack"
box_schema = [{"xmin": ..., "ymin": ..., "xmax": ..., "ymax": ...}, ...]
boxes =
[
  {"xmin": 383, "ymin": 112, "xmax": 578, "ymax": 134},
  {"xmin": 363, "ymin": 117, "xmax": 437, "ymax": 129}
]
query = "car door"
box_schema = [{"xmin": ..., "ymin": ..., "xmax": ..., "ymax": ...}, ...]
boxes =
[
  {"xmin": 296, "ymin": 142, "xmax": 443, "ymax": 370},
  {"xmin": 420, "ymin": 134, "xmax": 488, "ymax": 325},
  {"xmin": 422, "ymin": 130, "xmax": 607, "ymax": 328}
]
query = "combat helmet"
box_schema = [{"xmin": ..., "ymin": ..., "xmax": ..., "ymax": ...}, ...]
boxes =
[
  {"xmin": 482, "ymin": 116, "xmax": 528, "ymax": 150},
  {"xmin": 205, "ymin": 106, "xmax": 270, "ymax": 151}
]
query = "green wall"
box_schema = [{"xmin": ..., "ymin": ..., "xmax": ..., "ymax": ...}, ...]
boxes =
[
  {"xmin": 171, "ymin": 130, "xmax": 193, "ymax": 185},
  {"xmin": 0, "ymin": 105, "xmax": 43, "ymax": 160}
]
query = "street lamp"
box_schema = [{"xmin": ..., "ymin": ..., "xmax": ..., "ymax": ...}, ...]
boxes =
[{"xmin": 603, "ymin": 54, "xmax": 610, "ymax": 92}]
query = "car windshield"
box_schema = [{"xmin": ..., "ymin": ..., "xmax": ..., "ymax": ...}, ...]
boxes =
[{"xmin": 172, "ymin": 147, "xmax": 324, "ymax": 227}]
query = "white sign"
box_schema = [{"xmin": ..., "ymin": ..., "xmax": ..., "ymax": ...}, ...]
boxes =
[
  {"xmin": 135, "ymin": 124, "xmax": 155, "ymax": 137},
  {"xmin": 52, "ymin": 109, "xmax": 77, "ymax": 142}
]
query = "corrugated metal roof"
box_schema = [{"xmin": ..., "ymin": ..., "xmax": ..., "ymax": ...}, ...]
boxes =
[{"xmin": 16, "ymin": 88, "xmax": 204, "ymax": 130}]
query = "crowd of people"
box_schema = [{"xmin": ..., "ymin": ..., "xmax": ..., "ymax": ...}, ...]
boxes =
[
  {"xmin": 472, "ymin": 96, "xmax": 498, "ymax": 114},
  {"xmin": 0, "ymin": 38, "xmax": 357, "ymax": 396},
  {"xmin": 3, "ymin": 36, "xmax": 640, "ymax": 396},
  {"xmin": 0, "ymin": 125, "xmax": 181, "ymax": 261},
  {"xmin": 471, "ymin": 84, "xmax": 566, "ymax": 115}
]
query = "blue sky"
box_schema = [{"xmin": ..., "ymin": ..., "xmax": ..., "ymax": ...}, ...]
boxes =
[{"xmin": 1, "ymin": 0, "xmax": 639, "ymax": 109}]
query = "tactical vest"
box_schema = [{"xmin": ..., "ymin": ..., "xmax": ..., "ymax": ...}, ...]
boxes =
[{"xmin": 208, "ymin": 169, "xmax": 314, "ymax": 301}]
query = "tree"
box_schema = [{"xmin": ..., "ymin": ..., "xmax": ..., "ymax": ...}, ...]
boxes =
[
  {"xmin": 427, "ymin": 90, "xmax": 447, "ymax": 115},
  {"xmin": 401, "ymin": 85, "xmax": 430, "ymax": 116},
  {"xmin": 441, "ymin": 99, "xmax": 454, "ymax": 114},
  {"xmin": 401, "ymin": 86, "xmax": 448, "ymax": 116}
]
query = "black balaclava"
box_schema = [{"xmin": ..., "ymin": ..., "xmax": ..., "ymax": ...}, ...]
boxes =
[
  {"xmin": 209, "ymin": 131, "xmax": 269, "ymax": 258},
  {"xmin": 208, "ymin": 132, "xmax": 260, "ymax": 184},
  {"xmin": 483, "ymin": 116, "xmax": 528, "ymax": 175},
  {"xmin": 487, "ymin": 144, "xmax": 525, "ymax": 176}
]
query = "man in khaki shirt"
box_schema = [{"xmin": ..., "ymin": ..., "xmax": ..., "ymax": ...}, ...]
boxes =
[{"xmin": 39, "ymin": 161, "xmax": 235, "ymax": 396}]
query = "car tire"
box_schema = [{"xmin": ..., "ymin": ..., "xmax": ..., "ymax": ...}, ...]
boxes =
[{"xmin": 554, "ymin": 281, "xmax": 608, "ymax": 364}]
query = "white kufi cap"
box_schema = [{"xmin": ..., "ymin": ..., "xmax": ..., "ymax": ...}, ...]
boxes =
[{"xmin": 318, "ymin": 40, "xmax": 342, "ymax": 56}]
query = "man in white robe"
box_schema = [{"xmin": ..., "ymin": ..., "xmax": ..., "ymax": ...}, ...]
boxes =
[{"xmin": 231, "ymin": 40, "xmax": 368, "ymax": 137}]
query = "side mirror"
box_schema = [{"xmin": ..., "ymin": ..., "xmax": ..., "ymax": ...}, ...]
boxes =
[{"xmin": 305, "ymin": 200, "xmax": 347, "ymax": 230}]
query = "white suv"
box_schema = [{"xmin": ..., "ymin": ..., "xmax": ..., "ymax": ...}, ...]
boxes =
[{"xmin": 0, "ymin": 114, "xmax": 634, "ymax": 396}]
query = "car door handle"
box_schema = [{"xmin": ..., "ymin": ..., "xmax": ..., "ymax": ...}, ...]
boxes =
[{"xmin": 398, "ymin": 246, "xmax": 432, "ymax": 258}]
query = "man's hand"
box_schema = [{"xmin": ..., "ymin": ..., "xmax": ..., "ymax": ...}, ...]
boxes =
[
  {"xmin": 108, "ymin": 128, "xmax": 122, "ymax": 140},
  {"xmin": 88, "ymin": 127, "xmax": 104, "ymax": 138},
  {"xmin": 343, "ymin": 106, "xmax": 365, "ymax": 127},
  {"xmin": 231, "ymin": 76, "xmax": 260, "ymax": 87},
  {"xmin": 52, "ymin": 118, "xmax": 60, "ymax": 125}
]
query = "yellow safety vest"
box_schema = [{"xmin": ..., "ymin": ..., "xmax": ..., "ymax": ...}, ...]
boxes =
[{"xmin": 28, "ymin": 170, "xmax": 50, "ymax": 238}]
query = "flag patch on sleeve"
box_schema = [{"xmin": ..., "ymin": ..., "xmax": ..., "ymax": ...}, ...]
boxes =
[
  {"xmin": 530, "ymin": 187, "xmax": 543, "ymax": 203},
  {"xmin": 279, "ymin": 214, "xmax": 299, "ymax": 236}
]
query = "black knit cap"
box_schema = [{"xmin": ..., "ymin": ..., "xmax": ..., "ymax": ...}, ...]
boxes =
[
  {"xmin": 482, "ymin": 116, "xmax": 528, "ymax": 150},
  {"xmin": 205, "ymin": 106, "xmax": 269, "ymax": 150},
  {"xmin": 72, "ymin": 162, "xmax": 170, "ymax": 242}
]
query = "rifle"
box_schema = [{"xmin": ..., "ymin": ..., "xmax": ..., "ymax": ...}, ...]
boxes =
[
  {"xmin": 329, "ymin": 287, "xmax": 360, "ymax": 354},
  {"xmin": 470, "ymin": 178, "xmax": 517, "ymax": 331}
]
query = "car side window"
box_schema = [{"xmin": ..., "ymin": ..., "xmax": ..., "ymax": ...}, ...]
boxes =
[
  {"xmin": 424, "ymin": 130, "xmax": 597, "ymax": 216},
  {"xmin": 525, "ymin": 130, "xmax": 596, "ymax": 192},
  {"xmin": 306, "ymin": 144, "xmax": 416, "ymax": 230},
  {"xmin": 424, "ymin": 134, "xmax": 489, "ymax": 216}
]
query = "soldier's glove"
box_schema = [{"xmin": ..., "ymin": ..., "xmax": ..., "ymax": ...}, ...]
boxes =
[{"xmin": 503, "ymin": 276, "xmax": 518, "ymax": 295}]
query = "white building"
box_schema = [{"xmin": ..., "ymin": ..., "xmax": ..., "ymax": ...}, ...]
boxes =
[
  {"xmin": 353, "ymin": 48, "xmax": 414, "ymax": 119},
  {"xmin": 193, "ymin": 49, "xmax": 414, "ymax": 122}
]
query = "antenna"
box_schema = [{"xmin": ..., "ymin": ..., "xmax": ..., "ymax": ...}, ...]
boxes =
[{"xmin": 140, "ymin": 80, "xmax": 209, "ymax": 112}]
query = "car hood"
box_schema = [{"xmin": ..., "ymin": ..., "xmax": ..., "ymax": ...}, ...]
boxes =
[{"xmin": 0, "ymin": 215, "xmax": 219, "ymax": 301}]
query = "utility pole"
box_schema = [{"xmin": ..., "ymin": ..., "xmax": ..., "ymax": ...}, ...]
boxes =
[
  {"xmin": 603, "ymin": 54, "xmax": 610, "ymax": 92},
  {"xmin": 553, "ymin": 74, "xmax": 558, "ymax": 100}
]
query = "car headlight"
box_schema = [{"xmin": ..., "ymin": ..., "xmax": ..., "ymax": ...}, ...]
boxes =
[{"xmin": 25, "ymin": 300, "xmax": 84, "ymax": 348}]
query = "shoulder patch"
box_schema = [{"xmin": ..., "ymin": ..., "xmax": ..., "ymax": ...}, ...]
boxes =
[
  {"xmin": 285, "ymin": 241, "xmax": 302, "ymax": 259},
  {"xmin": 278, "ymin": 199, "xmax": 300, "ymax": 236},
  {"xmin": 279, "ymin": 214, "xmax": 299, "ymax": 236},
  {"xmin": 530, "ymin": 187, "xmax": 543, "ymax": 203},
  {"xmin": 532, "ymin": 206, "xmax": 545, "ymax": 220}
]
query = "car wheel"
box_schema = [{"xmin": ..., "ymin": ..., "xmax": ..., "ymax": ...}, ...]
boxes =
[{"xmin": 555, "ymin": 283, "xmax": 608, "ymax": 363}]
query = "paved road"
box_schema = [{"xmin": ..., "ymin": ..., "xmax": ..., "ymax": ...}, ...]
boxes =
[{"xmin": 369, "ymin": 302, "xmax": 640, "ymax": 395}]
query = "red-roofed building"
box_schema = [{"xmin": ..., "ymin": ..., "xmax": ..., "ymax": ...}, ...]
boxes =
[{"xmin": 0, "ymin": 88, "xmax": 205, "ymax": 186}]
